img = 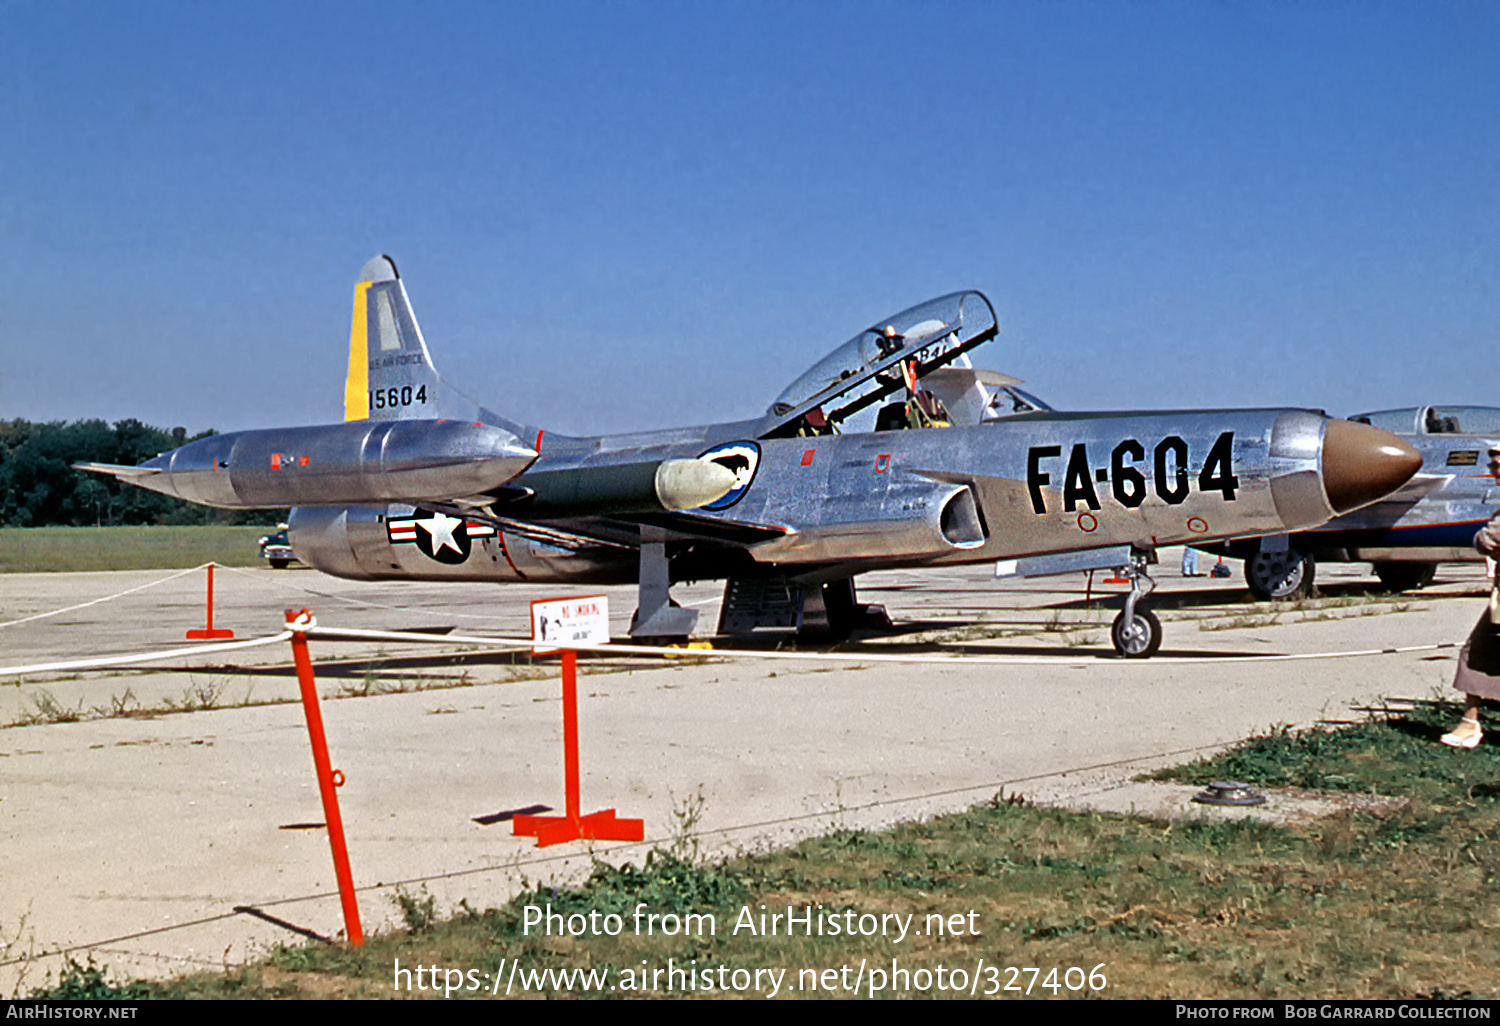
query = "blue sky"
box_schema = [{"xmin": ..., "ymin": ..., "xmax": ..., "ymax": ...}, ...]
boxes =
[{"xmin": 3, "ymin": 1, "xmax": 1497, "ymax": 436}]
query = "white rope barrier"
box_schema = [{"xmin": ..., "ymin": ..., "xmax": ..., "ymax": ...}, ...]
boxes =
[
  {"xmin": 0, "ymin": 631, "xmax": 293, "ymax": 678},
  {"xmin": 0, "ymin": 564, "xmax": 209, "ymax": 629},
  {"xmin": 212, "ymin": 563, "xmax": 520, "ymax": 623},
  {"xmin": 304, "ymin": 626, "xmax": 1460, "ymax": 667},
  {"xmin": 0, "ymin": 617, "xmax": 1462, "ymax": 680}
]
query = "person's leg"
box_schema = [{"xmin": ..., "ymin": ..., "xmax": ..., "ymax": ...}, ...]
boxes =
[{"xmin": 1442, "ymin": 694, "xmax": 1484, "ymax": 747}]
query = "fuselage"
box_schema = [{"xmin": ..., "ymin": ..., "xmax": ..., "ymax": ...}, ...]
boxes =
[{"xmin": 289, "ymin": 407, "xmax": 1418, "ymax": 586}]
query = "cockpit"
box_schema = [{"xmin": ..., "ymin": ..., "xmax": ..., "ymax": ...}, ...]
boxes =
[
  {"xmin": 761, "ymin": 291, "xmax": 1051, "ymax": 439},
  {"xmin": 1350, "ymin": 406, "xmax": 1500, "ymax": 437}
]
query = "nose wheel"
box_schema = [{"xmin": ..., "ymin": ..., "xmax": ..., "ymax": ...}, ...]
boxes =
[
  {"xmin": 1111, "ymin": 607, "xmax": 1162, "ymax": 658},
  {"xmin": 1110, "ymin": 549, "xmax": 1162, "ymax": 658}
]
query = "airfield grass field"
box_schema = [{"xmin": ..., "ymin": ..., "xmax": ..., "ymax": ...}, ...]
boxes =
[
  {"xmin": 33, "ymin": 703, "xmax": 1500, "ymax": 1001},
  {"xmin": 0, "ymin": 526, "xmax": 268, "ymax": 573}
]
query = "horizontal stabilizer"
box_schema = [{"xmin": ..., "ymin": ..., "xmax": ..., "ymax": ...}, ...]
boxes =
[{"xmin": 919, "ymin": 367, "xmax": 1022, "ymax": 390}]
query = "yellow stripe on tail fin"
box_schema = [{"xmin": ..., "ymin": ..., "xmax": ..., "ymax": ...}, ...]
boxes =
[
  {"xmin": 344, "ymin": 278, "xmax": 373, "ymax": 421},
  {"xmin": 342, "ymin": 255, "xmax": 455, "ymax": 424}
]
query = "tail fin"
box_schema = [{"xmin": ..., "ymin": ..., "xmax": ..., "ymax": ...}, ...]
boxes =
[
  {"xmin": 341, "ymin": 256, "xmax": 540, "ymax": 444},
  {"xmin": 344, "ymin": 255, "xmax": 467, "ymax": 423}
]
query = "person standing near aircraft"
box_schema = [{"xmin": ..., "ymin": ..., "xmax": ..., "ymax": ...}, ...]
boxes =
[{"xmin": 1441, "ymin": 447, "xmax": 1500, "ymax": 747}]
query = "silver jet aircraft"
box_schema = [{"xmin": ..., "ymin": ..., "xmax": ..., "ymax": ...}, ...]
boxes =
[
  {"xmin": 1201, "ymin": 405, "xmax": 1500, "ymax": 599},
  {"xmin": 80, "ymin": 256, "xmax": 1423, "ymax": 657}
]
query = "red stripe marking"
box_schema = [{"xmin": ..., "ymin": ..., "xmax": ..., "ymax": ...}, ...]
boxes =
[{"xmin": 496, "ymin": 532, "xmax": 528, "ymax": 581}]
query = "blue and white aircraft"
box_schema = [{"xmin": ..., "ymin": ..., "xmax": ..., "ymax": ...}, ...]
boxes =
[{"xmin": 1202, "ymin": 406, "xmax": 1500, "ymax": 599}]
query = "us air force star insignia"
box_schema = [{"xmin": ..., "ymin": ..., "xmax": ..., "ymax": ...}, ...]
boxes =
[
  {"xmin": 413, "ymin": 512, "xmax": 472, "ymax": 563},
  {"xmin": 418, "ymin": 512, "xmax": 464, "ymax": 555},
  {"xmin": 386, "ymin": 510, "xmax": 494, "ymax": 564}
]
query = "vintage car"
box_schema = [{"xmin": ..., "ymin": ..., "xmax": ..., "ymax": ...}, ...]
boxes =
[{"xmin": 258, "ymin": 525, "xmax": 297, "ymax": 570}]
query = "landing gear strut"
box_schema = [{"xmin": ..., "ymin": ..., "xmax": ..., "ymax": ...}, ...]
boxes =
[
  {"xmin": 629, "ymin": 531, "xmax": 697, "ymax": 642},
  {"xmin": 1110, "ymin": 550, "xmax": 1162, "ymax": 659}
]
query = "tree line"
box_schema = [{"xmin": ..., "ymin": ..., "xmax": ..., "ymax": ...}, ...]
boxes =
[{"xmin": 0, "ymin": 419, "xmax": 284, "ymax": 527}]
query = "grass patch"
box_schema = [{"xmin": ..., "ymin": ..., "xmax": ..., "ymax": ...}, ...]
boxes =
[
  {"xmin": 28, "ymin": 959, "xmax": 158, "ymax": 1000},
  {"xmin": 62, "ymin": 708, "xmax": 1500, "ymax": 1000},
  {"xmin": 1196, "ymin": 594, "xmax": 1425, "ymax": 632},
  {"xmin": 0, "ymin": 526, "xmax": 269, "ymax": 572},
  {"xmin": 1150, "ymin": 701, "xmax": 1500, "ymax": 802}
]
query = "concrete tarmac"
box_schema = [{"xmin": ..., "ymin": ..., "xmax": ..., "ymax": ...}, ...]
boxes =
[{"xmin": 0, "ymin": 557, "xmax": 1484, "ymax": 992}]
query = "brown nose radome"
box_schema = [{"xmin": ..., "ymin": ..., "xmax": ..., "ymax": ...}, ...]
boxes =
[{"xmin": 1321, "ymin": 419, "xmax": 1422, "ymax": 514}]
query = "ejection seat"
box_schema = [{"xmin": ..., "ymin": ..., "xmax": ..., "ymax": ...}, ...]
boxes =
[{"xmin": 875, "ymin": 390, "xmax": 952, "ymax": 431}]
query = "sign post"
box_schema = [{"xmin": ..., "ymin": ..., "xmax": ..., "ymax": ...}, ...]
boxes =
[{"xmin": 513, "ymin": 596, "xmax": 644, "ymax": 848}]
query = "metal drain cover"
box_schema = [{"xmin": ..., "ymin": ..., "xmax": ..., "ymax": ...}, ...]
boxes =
[{"xmin": 1192, "ymin": 781, "xmax": 1267, "ymax": 806}]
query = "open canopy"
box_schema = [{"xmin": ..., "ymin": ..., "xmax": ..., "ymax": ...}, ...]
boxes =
[{"xmin": 762, "ymin": 291, "xmax": 1002, "ymax": 437}]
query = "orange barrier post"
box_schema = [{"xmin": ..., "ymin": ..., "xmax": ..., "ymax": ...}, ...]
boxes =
[
  {"xmin": 513, "ymin": 649, "xmax": 645, "ymax": 848},
  {"xmin": 285, "ymin": 609, "xmax": 364, "ymax": 946},
  {"xmin": 562, "ymin": 650, "xmax": 581, "ymax": 822},
  {"xmin": 185, "ymin": 563, "xmax": 234, "ymax": 640}
]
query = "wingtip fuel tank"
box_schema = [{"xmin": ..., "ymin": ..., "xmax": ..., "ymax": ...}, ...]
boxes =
[
  {"xmin": 654, "ymin": 459, "xmax": 741, "ymax": 511},
  {"xmin": 496, "ymin": 457, "xmax": 741, "ymax": 518},
  {"xmin": 79, "ymin": 419, "xmax": 537, "ymax": 509}
]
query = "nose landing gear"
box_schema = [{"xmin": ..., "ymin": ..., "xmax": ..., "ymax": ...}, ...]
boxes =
[{"xmin": 1110, "ymin": 550, "xmax": 1162, "ymax": 658}]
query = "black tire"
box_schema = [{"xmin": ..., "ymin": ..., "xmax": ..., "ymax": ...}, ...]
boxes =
[
  {"xmin": 269, "ymin": 559, "xmax": 290, "ymax": 570},
  {"xmin": 1372, "ymin": 561, "xmax": 1436, "ymax": 592},
  {"xmin": 1111, "ymin": 607, "xmax": 1162, "ymax": 659},
  {"xmin": 1246, "ymin": 550, "xmax": 1314, "ymax": 601}
]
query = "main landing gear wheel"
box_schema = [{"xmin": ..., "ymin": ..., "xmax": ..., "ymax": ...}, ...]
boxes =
[
  {"xmin": 1246, "ymin": 550, "xmax": 1314, "ymax": 601},
  {"xmin": 1111, "ymin": 607, "xmax": 1162, "ymax": 659}
]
